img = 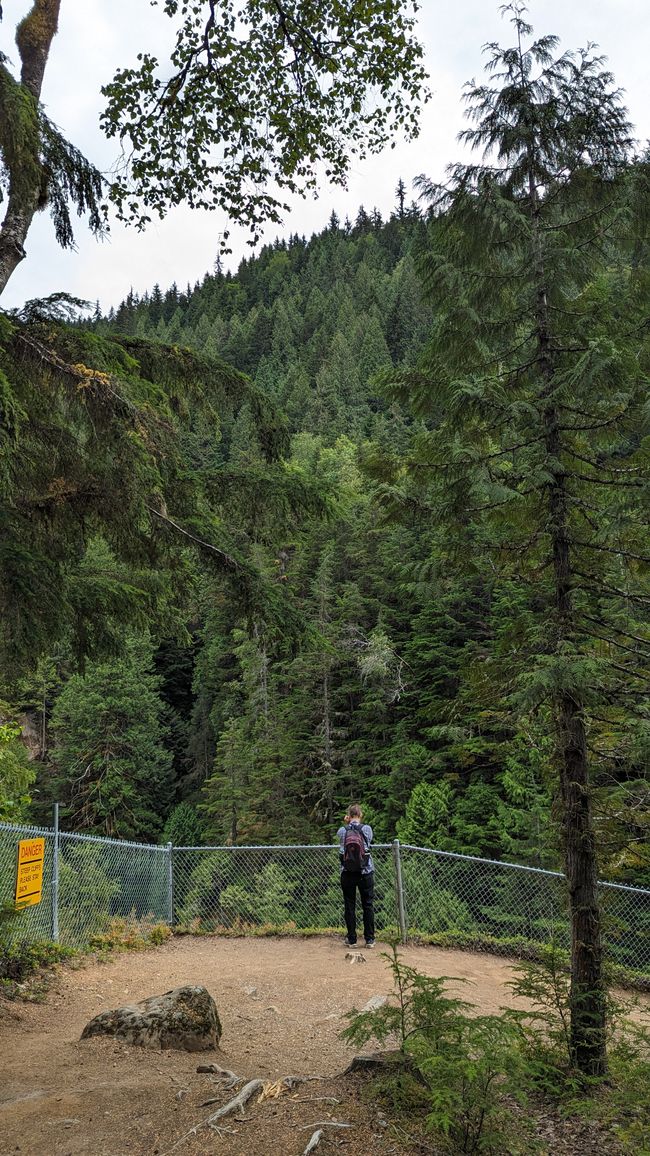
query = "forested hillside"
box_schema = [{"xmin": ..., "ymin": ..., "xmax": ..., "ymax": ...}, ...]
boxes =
[
  {"xmin": 93, "ymin": 199, "xmax": 551, "ymax": 859},
  {"xmin": 1, "ymin": 173, "xmax": 645, "ymax": 895}
]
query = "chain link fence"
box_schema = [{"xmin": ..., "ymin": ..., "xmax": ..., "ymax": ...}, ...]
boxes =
[
  {"xmin": 2, "ymin": 822, "xmax": 650, "ymax": 978},
  {"xmin": 1, "ymin": 822, "xmax": 170, "ymax": 948},
  {"xmin": 171, "ymin": 844, "xmax": 397, "ymax": 934}
]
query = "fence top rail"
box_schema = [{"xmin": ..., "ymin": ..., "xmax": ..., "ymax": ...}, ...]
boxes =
[
  {"xmin": 600, "ymin": 879, "xmax": 650, "ymax": 897},
  {"xmin": 2, "ymin": 820, "xmax": 649, "ymax": 900},
  {"xmin": 401, "ymin": 844, "xmax": 650, "ymax": 898},
  {"xmin": 400, "ymin": 843, "xmax": 567, "ymax": 879},
  {"xmin": 60, "ymin": 830, "xmax": 166, "ymax": 852},
  {"xmin": 173, "ymin": 843, "xmax": 394, "ymax": 852},
  {"xmin": 0, "ymin": 821, "xmax": 54, "ymax": 837}
]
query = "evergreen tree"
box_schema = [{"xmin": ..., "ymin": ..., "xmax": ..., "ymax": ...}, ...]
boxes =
[
  {"xmin": 162, "ymin": 800, "xmax": 204, "ymax": 846},
  {"xmin": 0, "ymin": 721, "xmax": 35, "ymax": 822},
  {"xmin": 50, "ymin": 637, "xmax": 174, "ymax": 839},
  {"xmin": 383, "ymin": 5, "xmax": 644, "ymax": 1074}
]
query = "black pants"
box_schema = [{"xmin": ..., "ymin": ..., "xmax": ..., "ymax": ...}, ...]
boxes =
[{"xmin": 340, "ymin": 870, "xmax": 375, "ymax": 943}]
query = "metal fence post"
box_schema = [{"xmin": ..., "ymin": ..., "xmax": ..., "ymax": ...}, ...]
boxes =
[
  {"xmin": 166, "ymin": 842, "xmax": 174, "ymax": 926},
  {"xmin": 51, "ymin": 802, "xmax": 60, "ymax": 942},
  {"xmin": 392, "ymin": 839, "xmax": 407, "ymax": 944}
]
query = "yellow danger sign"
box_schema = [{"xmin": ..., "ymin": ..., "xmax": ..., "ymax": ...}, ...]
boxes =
[{"xmin": 15, "ymin": 837, "xmax": 45, "ymax": 909}]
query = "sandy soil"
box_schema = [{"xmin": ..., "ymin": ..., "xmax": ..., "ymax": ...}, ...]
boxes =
[{"xmin": 0, "ymin": 936, "xmax": 645, "ymax": 1156}]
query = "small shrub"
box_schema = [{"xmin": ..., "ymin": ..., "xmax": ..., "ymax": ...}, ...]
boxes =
[
  {"xmin": 601, "ymin": 1018, "xmax": 650, "ymax": 1153},
  {"xmin": 148, "ymin": 922, "xmax": 172, "ymax": 946},
  {"xmin": 0, "ymin": 938, "xmax": 76, "ymax": 1001},
  {"xmin": 89, "ymin": 913, "xmax": 172, "ymax": 953},
  {"xmin": 505, "ymin": 947, "xmax": 650, "ymax": 1149},
  {"xmin": 342, "ymin": 942, "xmax": 534, "ymax": 1154}
]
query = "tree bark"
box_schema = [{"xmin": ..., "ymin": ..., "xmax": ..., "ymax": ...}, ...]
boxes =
[
  {"xmin": 536, "ymin": 258, "xmax": 606, "ymax": 1076},
  {"xmin": 546, "ymin": 408, "xmax": 607, "ymax": 1076},
  {"xmin": 0, "ymin": 0, "xmax": 61, "ymax": 298}
]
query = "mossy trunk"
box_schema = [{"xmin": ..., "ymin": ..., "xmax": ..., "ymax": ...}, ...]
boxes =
[{"xmin": 0, "ymin": 0, "xmax": 61, "ymax": 298}]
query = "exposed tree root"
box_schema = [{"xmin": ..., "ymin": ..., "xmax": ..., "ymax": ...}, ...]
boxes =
[
  {"xmin": 163, "ymin": 1070, "xmax": 330, "ymax": 1153},
  {"xmin": 206, "ymin": 1078, "xmax": 263, "ymax": 1124},
  {"xmin": 302, "ymin": 1128, "xmax": 324, "ymax": 1153},
  {"xmin": 197, "ymin": 1062, "xmax": 244, "ymax": 1101},
  {"xmin": 161, "ymin": 1079, "xmax": 263, "ymax": 1154}
]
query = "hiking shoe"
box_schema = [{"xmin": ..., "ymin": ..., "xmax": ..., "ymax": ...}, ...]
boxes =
[
  {"xmin": 344, "ymin": 937, "xmax": 357, "ymax": 947},
  {"xmin": 365, "ymin": 940, "xmax": 376, "ymax": 948}
]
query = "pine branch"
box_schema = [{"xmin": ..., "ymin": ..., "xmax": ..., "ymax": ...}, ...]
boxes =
[
  {"xmin": 581, "ymin": 613, "xmax": 650, "ymax": 649},
  {"xmin": 573, "ymin": 571, "xmax": 650, "ymax": 604},
  {"xmin": 144, "ymin": 505, "xmax": 244, "ymax": 573},
  {"xmin": 565, "ymin": 449, "xmax": 645, "ymax": 477},
  {"xmin": 573, "ymin": 539, "xmax": 650, "ymax": 564},
  {"xmin": 567, "ymin": 470, "xmax": 644, "ymax": 488},
  {"xmin": 581, "ymin": 627, "xmax": 650, "ymax": 662}
]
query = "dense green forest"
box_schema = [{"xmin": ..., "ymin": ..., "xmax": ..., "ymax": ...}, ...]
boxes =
[
  {"xmin": 0, "ymin": 9, "xmax": 647, "ymax": 900},
  {"xmin": 3, "ymin": 0, "xmax": 650, "ymax": 1081},
  {"xmin": 1, "ymin": 180, "xmax": 647, "ymax": 889}
]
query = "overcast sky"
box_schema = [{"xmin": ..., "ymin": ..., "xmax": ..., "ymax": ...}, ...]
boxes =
[{"xmin": 2, "ymin": 0, "xmax": 649, "ymax": 310}]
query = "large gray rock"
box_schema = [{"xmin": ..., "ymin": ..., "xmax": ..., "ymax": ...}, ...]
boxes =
[{"xmin": 81, "ymin": 984, "xmax": 221, "ymax": 1052}]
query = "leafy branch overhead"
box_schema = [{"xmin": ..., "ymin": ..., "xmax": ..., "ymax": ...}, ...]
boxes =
[
  {"xmin": 0, "ymin": 0, "xmax": 428, "ymax": 297},
  {"xmin": 101, "ymin": 0, "xmax": 429, "ymax": 239}
]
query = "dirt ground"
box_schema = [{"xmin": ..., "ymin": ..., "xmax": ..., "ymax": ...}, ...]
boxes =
[{"xmin": 0, "ymin": 936, "xmax": 645, "ymax": 1156}]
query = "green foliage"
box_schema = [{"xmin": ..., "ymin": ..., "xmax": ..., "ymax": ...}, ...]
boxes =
[
  {"xmin": 162, "ymin": 801, "xmax": 204, "ymax": 847},
  {"xmin": 0, "ymin": 61, "xmax": 41, "ymax": 205},
  {"xmin": 57, "ymin": 843, "xmax": 122, "ymax": 943},
  {"xmin": 0, "ymin": 56, "xmax": 105, "ymax": 250},
  {"xmin": 0, "ymin": 321, "xmax": 308, "ymax": 675},
  {"xmin": 101, "ymin": 0, "xmax": 428, "ymax": 241},
  {"xmin": 397, "ymin": 780, "xmax": 453, "ymax": 848},
  {"xmin": 0, "ymin": 719, "xmax": 35, "ymax": 821},
  {"xmin": 0, "ymin": 937, "xmax": 75, "ymax": 1001},
  {"xmin": 377, "ymin": 5, "xmax": 650, "ymax": 1074},
  {"xmin": 343, "ymin": 944, "xmax": 533, "ymax": 1154},
  {"xmin": 344, "ymin": 944, "xmax": 650, "ymax": 1153},
  {"xmin": 88, "ymin": 913, "xmax": 172, "ymax": 953},
  {"xmin": 50, "ymin": 637, "xmax": 174, "ymax": 839},
  {"xmin": 506, "ymin": 944, "xmax": 578, "ymax": 1081},
  {"xmin": 600, "ymin": 1020, "xmax": 650, "ymax": 1154},
  {"xmin": 175, "ymin": 849, "xmax": 344, "ymax": 931}
]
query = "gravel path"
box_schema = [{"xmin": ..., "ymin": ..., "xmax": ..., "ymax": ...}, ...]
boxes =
[{"xmin": 0, "ymin": 935, "xmax": 638, "ymax": 1155}]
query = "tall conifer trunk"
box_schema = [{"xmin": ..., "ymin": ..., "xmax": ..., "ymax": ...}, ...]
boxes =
[
  {"xmin": 526, "ymin": 100, "xmax": 607, "ymax": 1073},
  {"xmin": 546, "ymin": 408, "xmax": 606, "ymax": 1075},
  {"xmin": 389, "ymin": 3, "xmax": 638, "ymax": 1078},
  {"xmin": 526, "ymin": 163, "xmax": 605, "ymax": 1074}
]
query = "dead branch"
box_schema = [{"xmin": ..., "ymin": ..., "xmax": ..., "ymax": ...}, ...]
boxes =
[{"xmin": 302, "ymin": 1130, "xmax": 324, "ymax": 1154}]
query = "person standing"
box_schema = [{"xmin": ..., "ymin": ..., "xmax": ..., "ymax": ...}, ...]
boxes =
[{"xmin": 337, "ymin": 803, "xmax": 375, "ymax": 947}]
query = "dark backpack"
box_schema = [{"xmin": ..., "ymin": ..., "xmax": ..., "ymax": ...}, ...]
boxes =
[{"xmin": 342, "ymin": 823, "xmax": 370, "ymax": 872}]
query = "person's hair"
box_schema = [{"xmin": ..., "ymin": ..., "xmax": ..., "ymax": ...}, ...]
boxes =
[{"xmin": 348, "ymin": 803, "xmax": 362, "ymax": 819}]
